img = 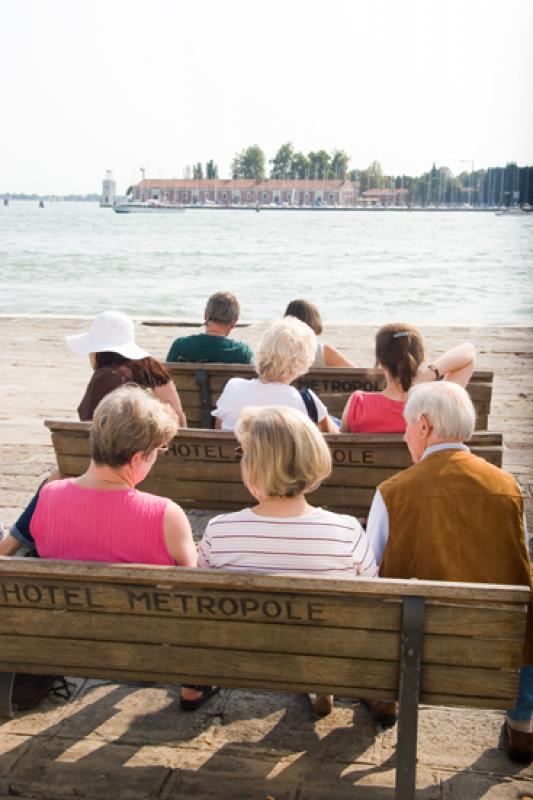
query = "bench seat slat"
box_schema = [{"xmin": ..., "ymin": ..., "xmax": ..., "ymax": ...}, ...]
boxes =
[
  {"xmin": 0, "ymin": 608, "xmax": 525, "ymax": 670},
  {"xmin": 0, "ymin": 634, "xmax": 521, "ymax": 703}
]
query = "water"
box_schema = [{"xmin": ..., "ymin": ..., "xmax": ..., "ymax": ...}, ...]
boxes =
[{"xmin": 1, "ymin": 201, "xmax": 532, "ymax": 324}]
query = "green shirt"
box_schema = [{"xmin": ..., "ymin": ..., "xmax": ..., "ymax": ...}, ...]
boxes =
[{"xmin": 166, "ymin": 333, "xmax": 253, "ymax": 364}]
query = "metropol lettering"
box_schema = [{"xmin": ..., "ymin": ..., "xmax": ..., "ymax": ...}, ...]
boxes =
[{"xmin": 0, "ymin": 580, "xmax": 326, "ymax": 623}]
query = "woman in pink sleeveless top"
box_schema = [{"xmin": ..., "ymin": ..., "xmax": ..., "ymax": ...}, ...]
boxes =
[
  {"xmin": 29, "ymin": 386, "xmax": 197, "ymax": 567},
  {"xmin": 341, "ymin": 323, "xmax": 476, "ymax": 433}
]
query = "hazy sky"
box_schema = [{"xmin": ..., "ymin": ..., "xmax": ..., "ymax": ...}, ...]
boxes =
[{"xmin": 1, "ymin": 0, "xmax": 532, "ymax": 194}]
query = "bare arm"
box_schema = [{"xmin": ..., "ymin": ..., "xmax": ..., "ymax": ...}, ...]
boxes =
[
  {"xmin": 318, "ymin": 415, "xmax": 339, "ymax": 433},
  {"xmin": 417, "ymin": 342, "xmax": 476, "ymax": 388},
  {"xmin": 323, "ymin": 343, "xmax": 356, "ymax": 368},
  {"xmin": 0, "ymin": 534, "xmax": 22, "ymax": 556},
  {"xmin": 163, "ymin": 501, "xmax": 197, "ymax": 567},
  {"xmin": 153, "ymin": 381, "xmax": 187, "ymax": 427},
  {"xmin": 340, "ymin": 396, "xmax": 352, "ymax": 432}
]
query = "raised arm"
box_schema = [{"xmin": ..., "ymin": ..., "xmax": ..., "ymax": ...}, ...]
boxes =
[
  {"xmin": 163, "ymin": 501, "xmax": 197, "ymax": 567},
  {"xmin": 418, "ymin": 342, "xmax": 476, "ymax": 388},
  {"xmin": 153, "ymin": 381, "xmax": 187, "ymax": 427},
  {"xmin": 323, "ymin": 343, "xmax": 357, "ymax": 368}
]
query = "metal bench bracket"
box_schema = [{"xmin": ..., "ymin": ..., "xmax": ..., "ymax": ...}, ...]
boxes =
[
  {"xmin": 395, "ymin": 595, "xmax": 426, "ymax": 800},
  {"xmin": 195, "ymin": 369, "xmax": 214, "ymax": 429},
  {"xmin": 0, "ymin": 672, "xmax": 15, "ymax": 718}
]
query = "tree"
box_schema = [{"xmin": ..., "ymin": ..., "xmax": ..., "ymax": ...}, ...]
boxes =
[
  {"xmin": 231, "ymin": 144, "xmax": 266, "ymax": 179},
  {"xmin": 367, "ymin": 160, "xmax": 383, "ymax": 189},
  {"xmin": 270, "ymin": 142, "xmax": 295, "ymax": 178},
  {"xmin": 193, "ymin": 162, "xmax": 204, "ymax": 180},
  {"xmin": 307, "ymin": 150, "xmax": 331, "ymax": 179},
  {"xmin": 329, "ymin": 149, "xmax": 350, "ymax": 180},
  {"xmin": 205, "ymin": 160, "xmax": 218, "ymax": 179},
  {"xmin": 289, "ymin": 151, "xmax": 310, "ymax": 179}
]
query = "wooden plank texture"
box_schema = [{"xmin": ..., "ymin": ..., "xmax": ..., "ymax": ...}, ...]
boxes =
[
  {"xmin": 45, "ymin": 422, "xmax": 503, "ymax": 514},
  {"xmin": 163, "ymin": 364, "xmax": 493, "ymax": 430}
]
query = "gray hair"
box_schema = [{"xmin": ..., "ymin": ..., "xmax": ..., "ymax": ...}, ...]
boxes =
[
  {"xmin": 253, "ymin": 317, "xmax": 316, "ymax": 382},
  {"xmin": 205, "ymin": 291, "xmax": 240, "ymax": 324},
  {"xmin": 404, "ymin": 381, "xmax": 476, "ymax": 441}
]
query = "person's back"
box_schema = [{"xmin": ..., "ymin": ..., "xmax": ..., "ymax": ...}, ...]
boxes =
[
  {"xmin": 30, "ymin": 479, "xmax": 174, "ymax": 565},
  {"xmin": 166, "ymin": 291, "xmax": 252, "ymax": 364},
  {"xmin": 167, "ymin": 332, "xmax": 252, "ymax": 363},
  {"xmin": 378, "ymin": 447, "xmax": 528, "ymax": 584},
  {"xmin": 365, "ymin": 381, "xmax": 532, "ymax": 761},
  {"xmin": 199, "ymin": 505, "xmax": 374, "ymax": 578}
]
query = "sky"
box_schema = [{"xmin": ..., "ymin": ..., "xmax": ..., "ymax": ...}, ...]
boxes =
[{"xmin": 1, "ymin": 0, "xmax": 532, "ymax": 195}]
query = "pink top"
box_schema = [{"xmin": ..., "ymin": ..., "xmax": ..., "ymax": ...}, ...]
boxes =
[
  {"xmin": 30, "ymin": 479, "xmax": 173, "ymax": 565},
  {"xmin": 346, "ymin": 390, "xmax": 406, "ymax": 433}
]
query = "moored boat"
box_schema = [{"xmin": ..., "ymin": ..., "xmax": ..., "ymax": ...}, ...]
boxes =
[{"xmin": 113, "ymin": 201, "xmax": 185, "ymax": 214}]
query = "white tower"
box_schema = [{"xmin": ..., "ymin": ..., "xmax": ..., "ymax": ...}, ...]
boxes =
[{"xmin": 100, "ymin": 170, "xmax": 116, "ymax": 207}]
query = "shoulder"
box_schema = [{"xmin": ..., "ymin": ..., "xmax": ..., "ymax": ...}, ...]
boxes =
[
  {"xmin": 39, "ymin": 478, "xmax": 73, "ymax": 499},
  {"xmin": 131, "ymin": 489, "xmax": 170, "ymax": 511},
  {"xmin": 206, "ymin": 508, "xmax": 253, "ymax": 529},
  {"xmin": 163, "ymin": 499, "xmax": 188, "ymax": 524},
  {"xmin": 166, "ymin": 335, "xmax": 195, "ymax": 360},
  {"xmin": 312, "ymin": 507, "xmax": 361, "ymax": 530},
  {"xmin": 379, "ymin": 461, "xmax": 419, "ymax": 497},
  {"xmin": 464, "ymin": 451, "xmax": 522, "ymax": 493}
]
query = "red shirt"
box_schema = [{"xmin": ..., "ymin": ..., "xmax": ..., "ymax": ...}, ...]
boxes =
[{"xmin": 346, "ymin": 390, "xmax": 406, "ymax": 433}]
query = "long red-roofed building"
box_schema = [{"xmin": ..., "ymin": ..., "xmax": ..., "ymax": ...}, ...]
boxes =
[{"xmin": 133, "ymin": 178, "xmax": 360, "ymax": 206}]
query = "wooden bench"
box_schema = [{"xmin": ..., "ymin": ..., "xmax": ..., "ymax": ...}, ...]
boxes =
[
  {"xmin": 46, "ymin": 421, "xmax": 503, "ymax": 516},
  {"xmin": 165, "ymin": 364, "xmax": 494, "ymax": 430},
  {"xmin": 0, "ymin": 558, "xmax": 528, "ymax": 799}
]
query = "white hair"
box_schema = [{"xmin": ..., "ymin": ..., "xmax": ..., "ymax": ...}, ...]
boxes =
[
  {"xmin": 404, "ymin": 381, "xmax": 476, "ymax": 441},
  {"xmin": 253, "ymin": 317, "xmax": 316, "ymax": 382}
]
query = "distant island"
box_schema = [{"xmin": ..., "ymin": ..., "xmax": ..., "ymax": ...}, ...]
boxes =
[{"xmin": 1, "ymin": 193, "xmax": 102, "ymax": 202}]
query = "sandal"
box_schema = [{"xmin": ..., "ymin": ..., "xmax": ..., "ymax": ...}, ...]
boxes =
[{"xmin": 179, "ymin": 685, "xmax": 220, "ymax": 712}]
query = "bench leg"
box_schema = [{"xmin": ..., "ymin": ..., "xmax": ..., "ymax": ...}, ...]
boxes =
[
  {"xmin": 395, "ymin": 596, "xmax": 426, "ymax": 800},
  {"xmin": 0, "ymin": 673, "xmax": 15, "ymax": 718},
  {"xmin": 195, "ymin": 369, "xmax": 214, "ymax": 429}
]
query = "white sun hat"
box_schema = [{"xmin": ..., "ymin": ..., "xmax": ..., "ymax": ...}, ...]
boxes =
[{"xmin": 66, "ymin": 311, "xmax": 149, "ymax": 360}]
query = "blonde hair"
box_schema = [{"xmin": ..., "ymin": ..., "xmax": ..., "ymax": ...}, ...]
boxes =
[
  {"xmin": 253, "ymin": 317, "xmax": 316, "ymax": 382},
  {"xmin": 404, "ymin": 382, "xmax": 475, "ymax": 441},
  {"xmin": 90, "ymin": 385, "xmax": 178, "ymax": 467},
  {"xmin": 235, "ymin": 406, "xmax": 331, "ymax": 498}
]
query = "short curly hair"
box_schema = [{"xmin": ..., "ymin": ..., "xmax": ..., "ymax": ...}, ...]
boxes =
[
  {"xmin": 90, "ymin": 385, "xmax": 178, "ymax": 467},
  {"xmin": 254, "ymin": 317, "xmax": 316, "ymax": 383}
]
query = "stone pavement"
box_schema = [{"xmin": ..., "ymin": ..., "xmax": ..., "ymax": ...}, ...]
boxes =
[{"xmin": 0, "ymin": 679, "xmax": 532, "ymax": 799}]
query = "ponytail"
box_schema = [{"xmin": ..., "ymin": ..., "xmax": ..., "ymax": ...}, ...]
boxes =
[{"xmin": 375, "ymin": 324, "xmax": 424, "ymax": 390}]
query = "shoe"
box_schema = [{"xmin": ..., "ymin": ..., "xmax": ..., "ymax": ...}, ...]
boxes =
[
  {"xmin": 362, "ymin": 698, "xmax": 398, "ymax": 728},
  {"xmin": 179, "ymin": 685, "xmax": 220, "ymax": 712},
  {"xmin": 12, "ymin": 674, "xmax": 63, "ymax": 711},
  {"xmin": 308, "ymin": 693, "xmax": 334, "ymax": 715},
  {"xmin": 506, "ymin": 721, "xmax": 533, "ymax": 764}
]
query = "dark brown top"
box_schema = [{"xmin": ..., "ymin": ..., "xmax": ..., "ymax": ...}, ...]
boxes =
[{"xmin": 77, "ymin": 365, "xmax": 134, "ymax": 421}]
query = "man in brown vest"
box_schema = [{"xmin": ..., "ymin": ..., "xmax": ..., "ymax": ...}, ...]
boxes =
[{"xmin": 366, "ymin": 381, "xmax": 533, "ymax": 762}]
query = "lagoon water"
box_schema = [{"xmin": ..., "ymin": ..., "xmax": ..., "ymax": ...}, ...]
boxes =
[{"xmin": 1, "ymin": 200, "xmax": 532, "ymax": 324}]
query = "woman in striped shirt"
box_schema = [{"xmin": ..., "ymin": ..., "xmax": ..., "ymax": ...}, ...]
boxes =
[{"xmin": 195, "ymin": 405, "xmax": 377, "ymax": 715}]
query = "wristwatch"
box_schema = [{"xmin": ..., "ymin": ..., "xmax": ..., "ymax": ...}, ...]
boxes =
[{"xmin": 428, "ymin": 364, "xmax": 441, "ymax": 380}]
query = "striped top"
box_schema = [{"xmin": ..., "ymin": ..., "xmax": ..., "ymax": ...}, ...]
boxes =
[{"xmin": 198, "ymin": 506, "xmax": 377, "ymax": 578}]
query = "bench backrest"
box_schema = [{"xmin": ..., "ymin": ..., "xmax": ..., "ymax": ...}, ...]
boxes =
[
  {"xmin": 165, "ymin": 364, "xmax": 494, "ymax": 430},
  {"xmin": 0, "ymin": 558, "xmax": 527, "ymax": 711},
  {"xmin": 45, "ymin": 422, "xmax": 503, "ymax": 516}
]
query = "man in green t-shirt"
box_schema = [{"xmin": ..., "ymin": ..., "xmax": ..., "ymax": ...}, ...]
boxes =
[{"xmin": 166, "ymin": 292, "xmax": 253, "ymax": 364}]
